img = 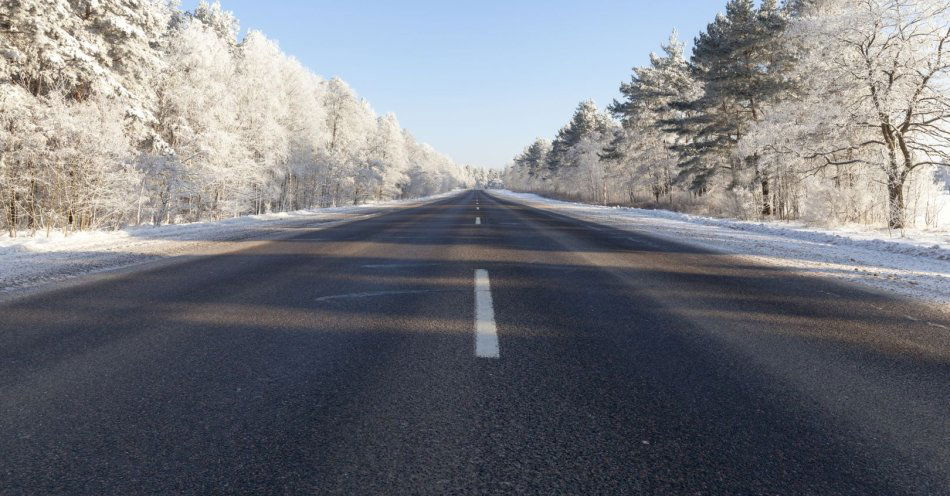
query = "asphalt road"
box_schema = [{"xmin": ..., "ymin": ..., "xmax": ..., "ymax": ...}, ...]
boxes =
[{"xmin": 1, "ymin": 190, "xmax": 948, "ymax": 495}]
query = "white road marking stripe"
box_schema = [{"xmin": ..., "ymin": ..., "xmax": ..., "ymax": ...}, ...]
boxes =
[
  {"xmin": 474, "ymin": 269, "xmax": 500, "ymax": 358},
  {"xmin": 475, "ymin": 217, "xmax": 481, "ymax": 225}
]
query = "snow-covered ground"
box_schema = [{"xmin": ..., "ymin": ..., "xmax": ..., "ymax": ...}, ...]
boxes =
[
  {"xmin": 490, "ymin": 189, "xmax": 950, "ymax": 310},
  {"xmin": 0, "ymin": 191, "xmax": 460, "ymax": 296}
]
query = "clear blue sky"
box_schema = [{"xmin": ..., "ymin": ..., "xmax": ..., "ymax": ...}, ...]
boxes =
[{"xmin": 182, "ymin": 1, "xmax": 728, "ymax": 169}]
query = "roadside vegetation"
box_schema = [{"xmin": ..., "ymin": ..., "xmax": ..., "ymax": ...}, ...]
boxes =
[
  {"xmin": 503, "ymin": 0, "xmax": 950, "ymax": 231},
  {"xmin": 0, "ymin": 1, "xmax": 475, "ymax": 238}
]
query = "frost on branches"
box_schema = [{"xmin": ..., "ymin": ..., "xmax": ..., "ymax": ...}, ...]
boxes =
[
  {"xmin": 503, "ymin": 0, "xmax": 950, "ymax": 231},
  {"xmin": 0, "ymin": 0, "xmax": 472, "ymax": 237}
]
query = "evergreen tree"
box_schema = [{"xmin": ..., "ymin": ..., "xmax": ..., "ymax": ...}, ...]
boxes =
[
  {"xmin": 547, "ymin": 100, "xmax": 612, "ymax": 174},
  {"xmin": 608, "ymin": 31, "xmax": 700, "ymax": 203},
  {"xmin": 514, "ymin": 138, "xmax": 551, "ymax": 180},
  {"xmin": 675, "ymin": 0, "xmax": 791, "ymax": 213}
]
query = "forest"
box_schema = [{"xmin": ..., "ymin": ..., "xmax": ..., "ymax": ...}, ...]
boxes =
[
  {"xmin": 502, "ymin": 0, "xmax": 950, "ymax": 230},
  {"xmin": 0, "ymin": 1, "xmax": 474, "ymax": 237}
]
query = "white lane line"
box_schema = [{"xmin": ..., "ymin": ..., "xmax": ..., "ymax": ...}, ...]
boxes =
[
  {"xmin": 476, "ymin": 206, "xmax": 480, "ymax": 210},
  {"xmin": 475, "ymin": 217, "xmax": 481, "ymax": 225},
  {"xmin": 474, "ymin": 269, "xmax": 500, "ymax": 358}
]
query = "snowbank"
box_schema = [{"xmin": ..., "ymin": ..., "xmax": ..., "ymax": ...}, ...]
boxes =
[
  {"xmin": 0, "ymin": 191, "xmax": 460, "ymax": 295},
  {"xmin": 490, "ymin": 189, "xmax": 950, "ymax": 309}
]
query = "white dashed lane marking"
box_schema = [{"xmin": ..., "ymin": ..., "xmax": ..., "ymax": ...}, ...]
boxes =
[{"xmin": 474, "ymin": 269, "xmax": 499, "ymax": 358}]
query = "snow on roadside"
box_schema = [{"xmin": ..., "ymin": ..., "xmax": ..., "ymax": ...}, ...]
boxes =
[
  {"xmin": 490, "ymin": 189, "xmax": 950, "ymax": 309},
  {"xmin": 0, "ymin": 191, "xmax": 460, "ymax": 295}
]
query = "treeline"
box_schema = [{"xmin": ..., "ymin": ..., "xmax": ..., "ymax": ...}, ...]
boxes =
[
  {"xmin": 503, "ymin": 0, "xmax": 950, "ymax": 229},
  {"xmin": 0, "ymin": 1, "xmax": 473, "ymax": 237}
]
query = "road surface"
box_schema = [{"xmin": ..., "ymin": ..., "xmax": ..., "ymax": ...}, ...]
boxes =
[{"xmin": 1, "ymin": 190, "xmax": 948, "ymax": 494}]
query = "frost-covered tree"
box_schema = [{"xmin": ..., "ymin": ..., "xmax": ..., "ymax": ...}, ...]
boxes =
[
  {"xmin": 0, "ymin": 88, "xmax": 135, "ymax": 234},
  {"xmin": 608, "ymin": 31, "xmax": 701, "ymax": 205},
  {"xmin": 507, "ymin": 100, "xmax": 616, "ymax": 203},
  {"xmin": 234, "ymin": 31, "xmax": 291, "ymax": 214},
  {"xmin": 506, "ymin": 0, "xmax": 949, "ymax": 230},
  {"xmin": 191, "ymin": 0, "xmax": 238, "ymax": 44},
  {"xmin": 147, "ymin": 15, "xmax": 245, "ymax": 223},
  {"xmin": 279, "ymin": 57, "xmax": 327, "ymax": 211},
  {"xmin": 361, "ymin": 113, "xmax": 409, "ymax": 202},
  {"xmin": 318, "ymin": 77, "xmax": 375, "ymax": 206},
  {"xmin": 0, "ymin": 0, "xmax": 466, "ymax": 236},
  {"xmin": 1, "ymin": 0, "xmax": 170, "ymax": 99},
  {"xmin": 799, "ymin": 0, "xmax": 950, "ymax": 228},
  {"xmin": 509, "ymin": 138, "xmax": 551, "ymax": 191},
  {"xmin": 740, "ymin": 0, "xmax": 950, "ymax": 227},
  {"xmin": 547, "ymin": 100, "xmax": 613, "ymax": 175},
  {"xmin": 403, "ymin": 139, "xmax": 470, "ymax": 197},
  {"xmin": 39, "ymin": 91, "xmax": 137, "ymax": 233},
  {"xmin": 0, "ymin": 86, "xmax": 45, "ymax": 236},
  {"xmin": 676, "ymin": 0, "xmax": 792, "ymax": 214}
]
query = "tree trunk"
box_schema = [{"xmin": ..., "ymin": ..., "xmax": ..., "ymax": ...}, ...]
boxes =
[
  {"xmin": 750, "ymin": 153, "xmax": 771, "ymax": 217},
  {"xmin": 761, "ymin": 176, "xmax": 771, "ymax": 216},
  {"xmin": 28, "ymin": 179, "xmax": 37, "ymax": 235},
  {"xmin": 7, "ymin": 192, "xmax": 17, "ymax": 238},
  {"xmin": 136, "ymin": 181, "xmax": 145, "ymax": 226},
  {"xmin": 887, "ymin": 173, "xmax": 905, "ymax": 229},
  {"xmin": 883, "ymin": 127, "xmax": 906, "ymax": 229},
  {"xmin": 211, "ymin": 187, "xmax": 220, "ymax": 220},
  {"xmin": 665, "ymin": 167, "xmax": 674, "ymax": 205},
  {"xmin": 194, "ymin": 194, "xmax": 203, "ymax": 222},
  {"xmin": 155, "ymin": 183, "xmax": 168, "ymax": 226}
]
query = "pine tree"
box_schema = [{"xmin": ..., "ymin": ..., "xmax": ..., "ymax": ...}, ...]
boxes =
[
  {"xmin": 675, "ymin": 0, "xmax": 792, "ymax": 213},
  {"xmin": 608, "ymin": 31, "xmax": 700, "ymax": 203},
  {"xmin": 547, "ymin": 100, "xmax": 612, "ymax": 174},
  {"xmin": 514, "ymin": 138, "xmax": 551, "ymax": 180}
]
